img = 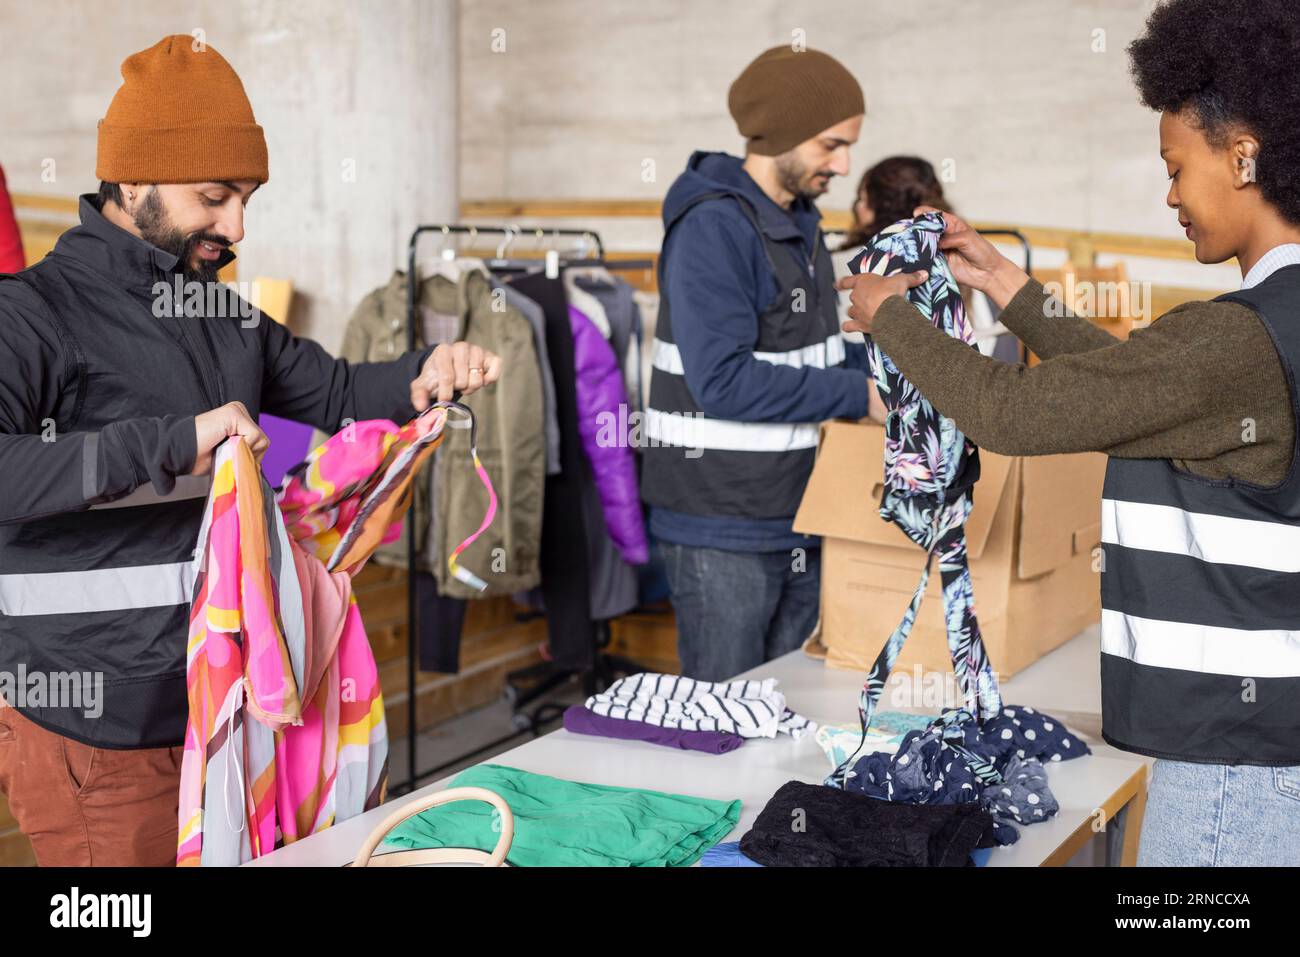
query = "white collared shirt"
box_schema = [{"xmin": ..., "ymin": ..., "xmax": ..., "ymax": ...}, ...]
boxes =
[{"xmin": 1241, "ymin": 243, "xmax": 1300, "ymax": 290}]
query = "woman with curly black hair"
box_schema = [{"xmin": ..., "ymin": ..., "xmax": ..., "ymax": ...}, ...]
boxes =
[{"xmin": 836, "ymin": 0, "xmax": 1300, "ymax": 867}]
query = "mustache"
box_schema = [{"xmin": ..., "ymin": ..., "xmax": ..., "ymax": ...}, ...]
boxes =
[{"xmin": 186, "ymin": 232, "xmax": 230, "ymax": 250}]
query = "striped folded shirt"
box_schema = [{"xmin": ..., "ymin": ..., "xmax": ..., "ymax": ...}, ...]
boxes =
[{"xmin": 585, "ymin": 673, "xmax": 816, "ymax": 739}]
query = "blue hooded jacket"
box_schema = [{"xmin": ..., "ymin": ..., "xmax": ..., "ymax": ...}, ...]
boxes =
[{"xmin": 649, "ymin": 151, "xmax": 870, "ymax": 551}]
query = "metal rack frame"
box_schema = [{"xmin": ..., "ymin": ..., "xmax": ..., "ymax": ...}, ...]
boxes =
[{"xmin": 392, "ymin": 223, "xmax": 650, "ymax": 796}]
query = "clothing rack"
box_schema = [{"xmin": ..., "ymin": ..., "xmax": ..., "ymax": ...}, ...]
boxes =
[{"xmin": 393, "ymin": 222, "xmax": 652, "ymax": 797}]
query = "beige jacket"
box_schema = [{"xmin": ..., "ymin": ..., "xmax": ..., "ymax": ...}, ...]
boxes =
[{"xmin": 340, "ymin": 267, "xmax": 545, "ymax": 596}]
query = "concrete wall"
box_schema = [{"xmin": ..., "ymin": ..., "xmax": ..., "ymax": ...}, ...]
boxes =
[
  {"xmin": 457, "ymin": 0, "xmax": 1239, "ymax": 289},
  {"xmin": 2, "ymin": 0, "xmax": 1242, "ymax": 333},
  {"xmin": 1, "ymin": 0, "xmax": 459, "ymax": 351}
]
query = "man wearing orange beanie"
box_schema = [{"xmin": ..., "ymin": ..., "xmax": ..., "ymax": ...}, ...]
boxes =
[{"xmin": 0, "ymin": 35, "xmax": 501, "ymax": 866}]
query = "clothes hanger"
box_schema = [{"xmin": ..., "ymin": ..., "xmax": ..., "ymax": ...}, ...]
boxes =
[{"xmin": 426, "ymin": 226, "xmax": 489, "ymax": 283}]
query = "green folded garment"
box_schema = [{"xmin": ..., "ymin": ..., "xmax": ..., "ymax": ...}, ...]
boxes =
[{"xmin": 383, "ymin": 763, "xmax": 742, "ymax": 867}]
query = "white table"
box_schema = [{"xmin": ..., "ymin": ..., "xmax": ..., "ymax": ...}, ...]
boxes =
[{"xmin": 247, "ymin": 649, "xmax": 1148, "ymax": 867}]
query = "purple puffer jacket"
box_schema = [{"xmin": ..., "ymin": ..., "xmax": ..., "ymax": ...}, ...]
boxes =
[{"xmin": 568, "ymin": 305, "xmax": 649, "ymax": 565}]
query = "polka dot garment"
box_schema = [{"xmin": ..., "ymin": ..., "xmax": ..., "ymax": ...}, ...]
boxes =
[
  {"xmin": 985, "ymin": 755, "xmax": 1059, "ymax": 828},
  {"xmin": 843, "ymin": 704, "xmax": 1090, "ymax": 846}
]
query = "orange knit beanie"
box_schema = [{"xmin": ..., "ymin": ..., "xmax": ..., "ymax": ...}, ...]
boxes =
[{"xmin": 96, "ymin": 34, "xmax": 269, "ymax": 184}]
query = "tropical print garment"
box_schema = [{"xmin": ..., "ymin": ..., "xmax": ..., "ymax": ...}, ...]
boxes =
[
  {"xmin": 179, "ymin": 403, "xmax": 493, "ymax": 865},
  {"xmin": 828, "ymin": 213, "xmax": 1002, "ymax": 789}
]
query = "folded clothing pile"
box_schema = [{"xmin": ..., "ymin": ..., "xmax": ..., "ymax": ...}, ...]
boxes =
[
  {"xmin": 585, "ymin": 672, "xmax": 815, "ymax": 739},
  {"xmin": 740, "ymin": 780, "xmax": 997, "ymax": 867},
  {"xmin": 383, "ymin": 763, "xmax": 741, "ymax": 867},
  {"xmin": 562, "ymin": 705, "xmax": 744, "ymax": 754}
]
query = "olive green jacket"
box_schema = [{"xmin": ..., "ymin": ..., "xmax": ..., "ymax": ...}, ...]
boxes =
[{"xmin": 340, "ymin": 268, "xmax": 545, "ymax": 596}]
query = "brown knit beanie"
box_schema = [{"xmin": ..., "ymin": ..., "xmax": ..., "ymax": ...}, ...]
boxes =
[
  {"xmin": 728, "ymin": 46, "xmax": 865, "ymax": 156},
  {"xmin": 96, "ymin": 35, "xmax": 269, "ymax": 184}
]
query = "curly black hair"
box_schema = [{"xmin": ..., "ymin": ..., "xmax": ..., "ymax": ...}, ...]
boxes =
[{"xmin": 1128, "ymin": 0, "xmax": 1300, "ymax": 225}]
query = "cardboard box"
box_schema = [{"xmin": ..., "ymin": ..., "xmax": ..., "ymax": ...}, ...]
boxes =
[{"xmin": 794, "ymin": 419, "xmax": 1105, "ymax": 680}]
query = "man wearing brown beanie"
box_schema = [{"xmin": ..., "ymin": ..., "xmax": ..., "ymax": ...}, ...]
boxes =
[
  {"xmin": 643, "ymin": 46, "xmax": 880, "ymax": 680},
  {"xmin": 0, "ymin": 35, "xmax": 500, "ymax": 866}
]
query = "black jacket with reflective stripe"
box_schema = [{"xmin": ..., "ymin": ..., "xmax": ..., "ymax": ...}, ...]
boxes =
[{"xmin": 0, "ymin": 195, "xmax": 430, "ymax": 748}]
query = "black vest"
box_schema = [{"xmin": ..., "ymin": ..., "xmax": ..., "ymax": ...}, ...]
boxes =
[
  {"xmin": 641, "ymin": 192, "xmax": 845, "ymax": 520},
  {"xmin": 1100, "ymin": 263, "xmax": 1300, "ymax": 765}
]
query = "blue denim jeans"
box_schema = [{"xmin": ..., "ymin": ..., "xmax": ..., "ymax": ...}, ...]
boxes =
[
  {"xmin": 1137, "ymin": 759, "xmax": 1300, "ymax": 866},
  {"xmin": 658, "ymin": 542, "xmax": 821, "ymax": 682}
]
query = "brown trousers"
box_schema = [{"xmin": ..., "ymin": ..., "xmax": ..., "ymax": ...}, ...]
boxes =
[{"xmin": 0, "ymin": 704, "xmax": 182, "ymax": 866}]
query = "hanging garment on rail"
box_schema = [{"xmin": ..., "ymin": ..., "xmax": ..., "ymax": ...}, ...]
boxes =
[
  {"xmin": 569, "ymin": 304, "xmax": 649, "ymax": 566},
  {"xmin": 511, "ymin": 271, "xmax": 599, "ymax": 667},
  {"xmin": 574, "ymin": 271, "xmax": 644, "ymax": 415},
  {"xmin": 339, "ymin": 267, "xmax": 544, "ymax": 596},
  {"xmin": 495, "ymin": 278, "xmax": 562, "ymax": 475}
]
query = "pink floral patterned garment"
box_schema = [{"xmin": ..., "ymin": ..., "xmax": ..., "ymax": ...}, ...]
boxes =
[{"xmin": 178, "ymin": 407, "xmax": 450, "ymax": 865}]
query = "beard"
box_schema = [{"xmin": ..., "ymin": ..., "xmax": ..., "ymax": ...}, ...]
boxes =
[
  {"xmin": 132, "ymin": 188, "xmax": 228, "ymax": 283},
  {"xmin": 774, "ymin": 153, "xmax": 834, "ymax": 201}
]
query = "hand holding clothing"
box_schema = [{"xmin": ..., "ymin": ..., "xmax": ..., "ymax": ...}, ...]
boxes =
[
  {"xmin": 191, "ymin": 400, "xmax": 269, "ymax": 474},
  {"xmin": 836, "ymin": 268, "xmax": 928, "ymax": 334},
  {"xmin": 917, "ymin": 205, "xmax": 1030, "ymax": 307},
  {"xmin": 410, "ymin": 340, "xmax": 503, "ymax": 409}
]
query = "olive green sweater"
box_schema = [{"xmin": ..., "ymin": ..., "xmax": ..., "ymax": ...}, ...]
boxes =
[{"xmin": 871, "ymin": 278, "xmax": 1295, "ymax": 486}]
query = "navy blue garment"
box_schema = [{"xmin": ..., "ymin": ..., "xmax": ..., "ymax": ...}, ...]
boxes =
[
  {"xmin": 980, "ymin": 703, "xmax": 1089, "ymax": 767},
  {"xmin": 844, "ymin": 704, "xmax": 1090, "ymax": 845},
  {"xmin": 986, "ymin": 756, "xmax": 1059, "ymax": 829},
  {"xmin": 646, "ymin": 150, "xmax": 871, "ymax": 553}
]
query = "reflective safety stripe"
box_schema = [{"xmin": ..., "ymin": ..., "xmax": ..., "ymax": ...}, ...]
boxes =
[
  {"xmin": 644, "ymin": 407, "xmax": 820, "ymax": 453},
  {"xmin": 1102, "ymin": 498, "xmax": 1300, "ymax": 573},
  {"xmin": 88, "ymin": 474, "xmax": 214, "ymax": 511},
  {"xmin": 1101, "ymin": 608, "xmax": 1300, "ymax": 679},
  {"xmin": 651, "ymin": 333, "xmax": 847, "ymax": 376},
  {"xmin": 0, "ymin": 559, "xmax": 199, "ymax": 616},
  {"xmin": 754, "ymin": 333, "xmax": 846, "ymax": 369},
  {"xmin": 651, "ymin": 338, "xmax": 685, "ymax": 375}
]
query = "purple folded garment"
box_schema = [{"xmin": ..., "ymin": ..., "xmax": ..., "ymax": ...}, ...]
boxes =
[{"xmin": 562, "ymin": 706, "xmax": 744, "ymax": 754}]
